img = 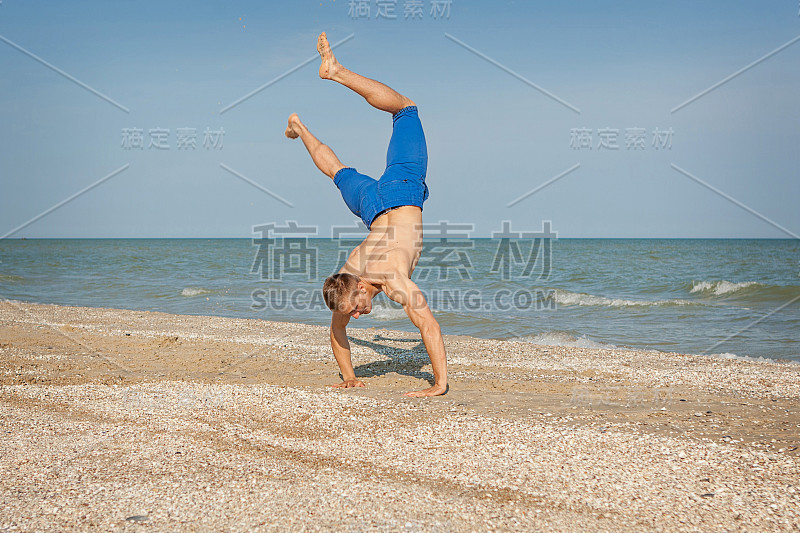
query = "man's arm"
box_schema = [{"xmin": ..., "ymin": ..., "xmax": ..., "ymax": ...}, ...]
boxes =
[
  {"xmin": 384, "ymin": 274, "xmax": 448, "ymax": 397},
  {"xmin": 329, "ymin": 311, "xmax": 364, "ymax": 388}
]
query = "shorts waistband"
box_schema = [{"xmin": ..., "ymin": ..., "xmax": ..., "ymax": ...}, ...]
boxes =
[
  {"xmin": 373, "ymin": 205, "xmax": 405, "ymax": 221},
  {"xmin": 392, "ymin": 105, "xmax": 418, "ymax": 123}
]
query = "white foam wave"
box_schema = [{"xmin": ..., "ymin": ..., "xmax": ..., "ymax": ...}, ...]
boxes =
[
  {"xmin": 554, "ymin": 289, "xmax": 692, "ymax": 308},
  {"xmin": 690, "ymin": 280, "xmax": 759, "ymax": 296},
  {"xmin": 367, "ymin": 304, "xmax": 407, "ymax": 321},
  {"xmin": 512, "ymin": 331, "xmax": 617, "ymax": 350},
  {"xmin": 181, "ymin": 287, "xmax": 212, "ymax": 297},
  {"xmin": 707, "ymin": 352, "xmax": 797, "ymax": 365}
]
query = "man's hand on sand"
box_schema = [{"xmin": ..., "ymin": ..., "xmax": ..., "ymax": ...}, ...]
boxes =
[
  {"xmin": 330, "ymin": 378, "xmax": 365, "ymax": 389},
  {"xmin": 404, "ymin": 384, "xmax": 447, "ymax": 398}
]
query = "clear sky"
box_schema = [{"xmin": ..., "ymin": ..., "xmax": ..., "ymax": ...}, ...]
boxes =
[{"xmin": 1, "ymin": 0, "xmax": 798, "ymax": 238}]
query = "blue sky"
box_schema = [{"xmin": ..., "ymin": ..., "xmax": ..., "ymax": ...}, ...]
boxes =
[{"xmin": 0, "ymin": 0, "xmax": 798, "ymax": 238}]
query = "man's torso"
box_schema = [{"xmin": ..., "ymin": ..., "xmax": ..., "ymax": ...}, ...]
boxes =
[{"xmin": 339, "ymin": 206, "xmax": 423, "ymax": 285}]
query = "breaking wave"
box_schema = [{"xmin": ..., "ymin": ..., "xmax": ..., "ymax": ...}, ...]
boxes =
[
  {"xmin": 554, "ymin": 289, "xmax": 694, "ymax": 308},
  {"xmin": 688, "ymin": 280, "xmax": 800, "ymax": 302},
  {"xmin": 707, "ymin": 352, "xmax": 798, "ymax": 365},
  {"xmin": 512, "ymin": 331, "xmax": 618, "ymax": 350},
  {"xmin": 690, "ymin": 280, "xmax": 760, "ymax": 296},
  {"xmin": 367, "ymin": 304, "xmax": 407, "ymax": 321},
  {"xmin": 180, "ymin": 287, "xmax": 213, "ymax": 297}
]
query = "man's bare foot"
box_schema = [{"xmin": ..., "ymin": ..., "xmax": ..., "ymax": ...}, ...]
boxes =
[
  {"xmin": 317, "ymin": 32, "xmax": 340, "ymax": 80},
  {"xmin": 285, "ymin": 113, "xmax": 302, "ymax": 139}
]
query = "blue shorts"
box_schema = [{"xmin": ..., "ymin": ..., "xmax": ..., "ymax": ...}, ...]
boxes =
[{"xmin": 333, "ymin": 106, "xmax": 429, "ymax": 229}]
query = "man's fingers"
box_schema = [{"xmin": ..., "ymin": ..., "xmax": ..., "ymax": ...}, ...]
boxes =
[{"xmin": 329, "ymin": 380, "xmax": 366, "ymax": 388}]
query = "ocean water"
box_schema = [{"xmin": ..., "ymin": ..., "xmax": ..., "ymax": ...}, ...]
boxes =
[{"xmin": 1, "ymin": 238, "xmax": 798, "ymax": 362}]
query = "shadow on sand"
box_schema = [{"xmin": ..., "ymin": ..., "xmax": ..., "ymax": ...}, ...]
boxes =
[{"xmin": 346, "ymin": 333, "xmax": 435, "ymax": 385}]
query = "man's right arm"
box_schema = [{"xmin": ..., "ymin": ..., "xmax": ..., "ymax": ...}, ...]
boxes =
[{"xmin": 329, "ymin": 312, "xmax": 365, "ymax": 388}]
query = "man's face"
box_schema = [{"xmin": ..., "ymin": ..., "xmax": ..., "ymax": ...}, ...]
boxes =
[{"xmin": 340, "ymin": 287, "xmax": 372, "ymax": 319}]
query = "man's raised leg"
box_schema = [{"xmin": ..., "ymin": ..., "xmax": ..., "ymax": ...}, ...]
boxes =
[
  {"xmin": 285, "ymin": 113, "xmax": 345, "ymax": 180},
  {"xmin": 318, "ymin": 32, "xmax": 415, "ymax": 115}
]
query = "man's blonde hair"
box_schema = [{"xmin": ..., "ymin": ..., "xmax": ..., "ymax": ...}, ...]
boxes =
[{"xmin": 322, "ymin": 273, "xmax": 360, "ymax": 312}]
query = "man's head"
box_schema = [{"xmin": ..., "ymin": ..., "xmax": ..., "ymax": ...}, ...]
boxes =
[{"xmin": 322, "ymin": 273, "xmax": 372, "ymax": 318}]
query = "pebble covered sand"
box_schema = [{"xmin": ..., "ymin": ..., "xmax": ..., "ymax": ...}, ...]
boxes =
[{"xmin": 1, "ymin": 300, "xmax": 799, "ymax": 531}]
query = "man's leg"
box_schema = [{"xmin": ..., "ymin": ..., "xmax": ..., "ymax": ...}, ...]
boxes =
[
  {"xmin": 318, "ymin": 32, "xmax": 415, "ymax": 115},
  {"xmin": 284, "ymin": 113, "xmax": 345, "ymax": 180}
]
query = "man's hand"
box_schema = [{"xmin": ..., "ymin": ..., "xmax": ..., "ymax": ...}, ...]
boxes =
[
  {"xmin": 404, "ymin": 384, "xmax": 447, "ymax": 397},
  {"xmin": 330, "ymin": 378, "xmax": 365, "ymax": 389}
]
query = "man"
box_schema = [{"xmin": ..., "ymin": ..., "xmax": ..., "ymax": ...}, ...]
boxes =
[{"xmin": 285, "ymin": 32, "xmax": 447, "ymax": 397}]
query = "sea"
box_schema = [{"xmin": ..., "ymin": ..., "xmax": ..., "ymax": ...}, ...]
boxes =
[{"xmin": 1, "ymin": 238, "xmax": 798, "ymax": 363}]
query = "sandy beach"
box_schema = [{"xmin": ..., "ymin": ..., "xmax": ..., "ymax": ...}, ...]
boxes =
[{"xmin": 0, "ymin": 299, "xmax": 798, "ymax": 531}]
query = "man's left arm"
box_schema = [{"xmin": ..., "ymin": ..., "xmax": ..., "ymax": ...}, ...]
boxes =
[{"xmin": 385, "ymin": 274, "xmax": 448, "ymax": 397}]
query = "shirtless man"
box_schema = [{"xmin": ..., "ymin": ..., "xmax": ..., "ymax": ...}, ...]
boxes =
[{"xmin": 285, "ymin": 32, "xmax": 447, "ymax": 397}]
